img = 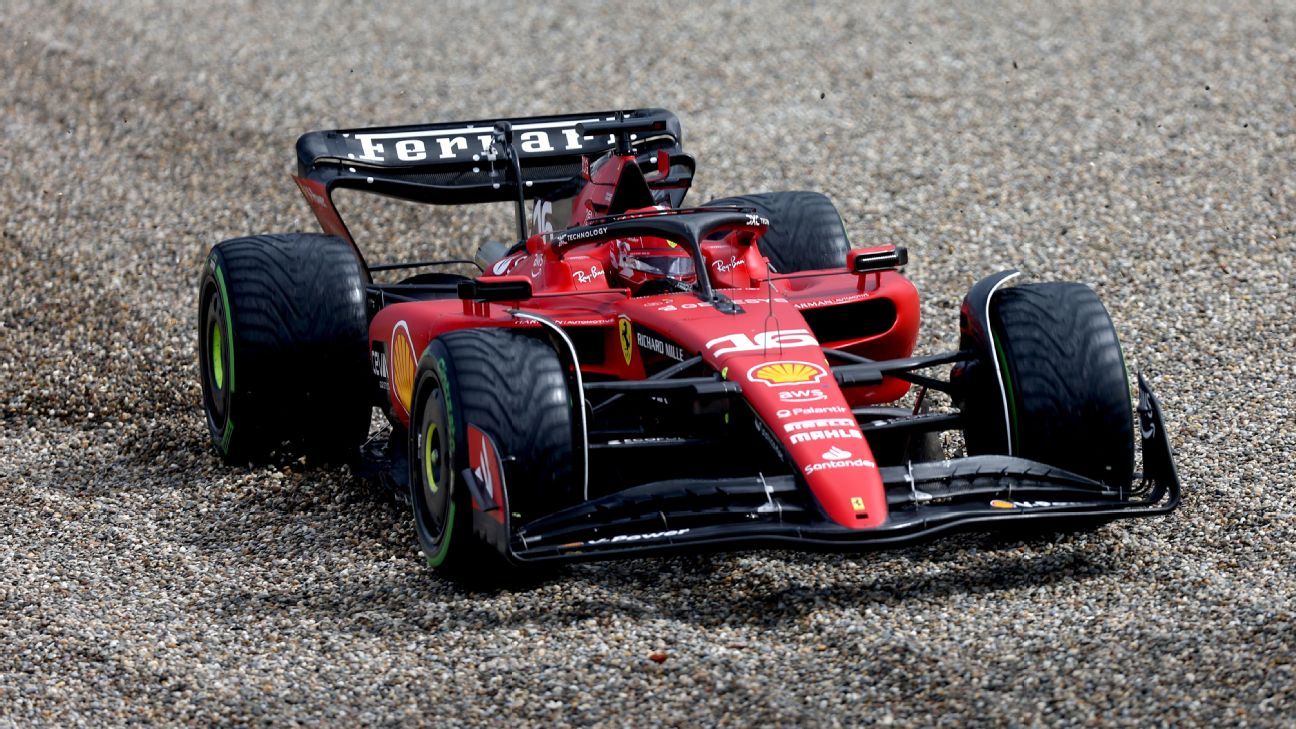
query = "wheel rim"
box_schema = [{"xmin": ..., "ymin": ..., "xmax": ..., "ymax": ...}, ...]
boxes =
[
  {"xmin": 210, "ymin": 320, "xmax": 225, "ymax": 391},
  {"xmin": 423, "ymin": 422, "xmax": 441, "ymax": 496},
  {"xmin": 200, "ymin": 282, "xmax": 230, "ymax": 428},
  {"xmin": 415, "ymin": 383, "xmax": 455, "ymax": 562}
]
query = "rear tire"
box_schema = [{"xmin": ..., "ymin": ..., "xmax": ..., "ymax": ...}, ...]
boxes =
[
  {"xmin": 959, "ymin": 282, "xmax": 1133, "ymax": 487},
  {"xmin": 197, "ymin": 234, "xmax": 371, "ymax": 464},
  {"xmin": 409, "ymin": 328, "xmax": 576, "ymax": 577},
  {"xmin": 706, "ymin": 191, "xmax": 850, "ymax": 272}
]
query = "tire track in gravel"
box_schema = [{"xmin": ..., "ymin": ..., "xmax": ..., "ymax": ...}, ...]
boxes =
[{"xmin": 0, "ymin": 3, "xmax": 300, "ymax": 476}]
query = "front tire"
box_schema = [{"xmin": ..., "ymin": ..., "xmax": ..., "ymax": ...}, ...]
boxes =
[
  {"xmin": 958, "ymin": 282, "xmax": 1133, "ymax": 487},
  {"xmin": 409, "ymin": 328, "xmax": 577, "ymax": 577}
]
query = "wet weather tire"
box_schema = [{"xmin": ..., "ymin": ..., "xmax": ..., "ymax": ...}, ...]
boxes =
[
  {"xmin": 961, "ymin": 282, "xmax": 1134, "ymax": 487},
  {"xmin": 198, "ymin": 233, "xmax": 371, "ymax": 464},
  {"xmin": 409, "ymin": 328, "xmax": 576, "ymax": 577},
  {"xmin": 706, "ymin": 191, "xmax": 850, "ymax": 272}
]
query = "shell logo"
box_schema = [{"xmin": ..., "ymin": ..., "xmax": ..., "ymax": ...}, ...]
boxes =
[
  {"xmin": 392, "ymin": 322, "xmax": 417, "ymax": 413},
  {"xmin": 747, "ymin": 360, "xmax": 828, "ymax": 388}
]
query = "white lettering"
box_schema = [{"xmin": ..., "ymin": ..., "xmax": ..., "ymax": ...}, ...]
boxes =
[
  {"xmin": 534, "ymin": 200, "xmax": 554, "ymax": 234},
  {"xmin": 357, "ymin": 135, "xmax": 385, "ymax": 161},
  {"xmin": 561, "ymin": 128, "xmax": 583, "ymax": 150},
  {"xmin": 789, "ymin": 428, "xmax": 865, "ymax": 444},
  {"xmin": 395, "ymin": 139, "xmax": 427, "ymax": 161},
  {"xmin": 706, "ymin": 329, "xmax": 818, "ymax": 356},
  {"xmin": 636, "ymin": 332, "xmax": 685, "ymax": 360},
  {"xmin": 587, "ymin": 528, "xmax": 690, "ymax": 546},
  {"xmin": 573, "ymin": 265, "xmax": 605, "ymax": 285},
  {"xmin": 436, "ymin": 136, "xmax": 468, "ymax": 159},
  {"xmin": 784, "ymin": 418, "xmax": 857, "ymax": 433},
  {"xmin": 804, "ymin": 458, "xmax": 875, "ymax": 475},
  {"xmin": 520, "ymin": 131, "xmax": 555, "ymax": 153},
  {"xmin": 778, "ymin": 389, "xmax": 828, "ymax": 403},
  {"xmin": 774, "ymin": 405, "xmax": 850, "ymax": 419},
  {"xmin": 712, "ymin": 256, "xmax": 744, "ymax": 273}
]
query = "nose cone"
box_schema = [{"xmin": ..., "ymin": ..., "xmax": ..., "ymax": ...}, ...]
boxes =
[{"xmin": 731, "ymin": 354, "xmax": 889, "ymax": 528}]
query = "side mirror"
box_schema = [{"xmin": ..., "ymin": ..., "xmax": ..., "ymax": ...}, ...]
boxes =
[
  {"xmin": 525, "ymin": 234, "xmax": 547, "ymax": 255},
  {"xmin": 457, "ymin": 276, "xmax": 533, "ymax": 302},
  {"xmin": 849, "ymin": 245, "xmax": 908, "ymax": 273}
]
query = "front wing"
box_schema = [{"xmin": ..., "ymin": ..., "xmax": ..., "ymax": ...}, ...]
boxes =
[{"xmin": 478, "ymin": 374, "xmax": 1181, "ymax": 564}]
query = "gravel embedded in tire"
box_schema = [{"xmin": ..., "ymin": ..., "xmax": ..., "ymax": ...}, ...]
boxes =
[{"xmin": 2, "ymin": 2, "xmax": 1294, "ymax": 726}]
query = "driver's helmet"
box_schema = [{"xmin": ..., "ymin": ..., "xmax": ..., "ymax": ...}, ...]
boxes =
[{"xmin": 612, "ymin": 239, "xmax": 696, "ymax": 296}]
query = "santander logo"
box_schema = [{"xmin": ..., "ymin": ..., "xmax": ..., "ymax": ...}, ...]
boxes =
[
  {"xmin": 803, "ymin": 448, "xmax": 876, "ymax": 476},
  {"xmin": 822, "ymin": 446, "xmax": 852, "ymax": 461}
]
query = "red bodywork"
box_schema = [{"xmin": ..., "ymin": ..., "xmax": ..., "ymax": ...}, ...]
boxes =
[{"xmin": 346, "ymin": 152, "xmax": 921, "ymax": 530}]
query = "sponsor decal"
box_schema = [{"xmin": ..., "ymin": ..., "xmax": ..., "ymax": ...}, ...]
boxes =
[
  {"xmin": 605, "ymin": 436, "xmax": 686, "ymax": 445},
  {"xmin": 778, "ymin": 389, "xmax": 828, "ymax": 403},
  {"xmin": 784, "ymin": 418, "xmax": 858, "ymax": 433},
  {"xmin": 391, "ymin": 321, "xmax": 417, "ymax": 414},
  {"xmin": 573, "ymin": 264, "xmax": 605, "ymax": 285},
  {"xmin": 803, "ymin": 447, "xmax": 875, "ymax": 475},
  {"xmin": 553, "ymin": 226, "xmax": 609, "ymax": 245},
  {"xmin": 745, "ymin": 212, "xmax": 770, "ymax": 226},
  {"xmin": 990, "ymin": 499, "xmax": 1085, "ymax": 510},
  {"xmin": 707, "ymin": 329, "xmax": 818, "ymax": 357},
  {"xmin": 635, "ymin": 331, "xmax": 685, "ymax": 361},
  {"xmin": 790, "ymin": 429, "xmax": 862, "ymax": 444},
  {"xmin": 491, "ymin": 257, "xmax": 514, "ymax": 276},
  {"xmin": 297, "ymin": 180, "xmax": 329, "ymax": 209},
  {"xmin": 823, "ymin": 446, "xmax": 853, "ymax": 461},
  {"xmin": 775, "ymin": 405, "xmax": 850, "ymax": 419},
  {"xmin": 793, "ymin": 293, "xmax": 870, "ymax": 310},
  {"xmin": 587, "ymin": 528, "xmax": 689, "ymax": 546},
  {"xmin": 785, "ymin": 419, "xmax": 865, "ymax": 445},
  {"xmin": 747, "ymin": 361, "xmax": 829, "ymax": 388},
  {"xmin": 347, "ymin": 118, "xmax": 615, "ymax": 164},
  {"xmin": 370, "ymin": 341, "xmax": 388, "ymax": 388},
  {"xmin": 651, "ymin": 296, "xmax": 789, "ymax": 313},
  {"xmin": 468, "ymin": 425, "xmax": 507, "ymax": 524},
  {"xmin": 618, "ymin": 316, "xmax": 634, "ymax": 365},
  {"xmin": 850, "ymin": 496, "xmax": 866, "ymax": 511},
  {"xmin": 551, "ymin": 316, "xmax": 615, "ymax": 327},
  {"xmin": 711, "ymin": 255, "xmax": 744, "ymax": 273},
  {"xmin": 530, "ymin": 253, "xmax": 544, "ymax": 279}
]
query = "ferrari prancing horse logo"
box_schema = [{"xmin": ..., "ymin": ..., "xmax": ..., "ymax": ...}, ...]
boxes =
[{"xmin": 618, "ymin": 316, "xmax": 634, "ymax": 365}]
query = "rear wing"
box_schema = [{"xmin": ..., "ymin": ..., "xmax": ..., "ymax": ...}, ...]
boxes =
[{"xmin": 292, "ymin": 107, "xmax": 693, "ymax": 255}]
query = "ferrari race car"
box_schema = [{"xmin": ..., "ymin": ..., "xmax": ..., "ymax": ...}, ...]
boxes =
[{"xmin": 197, "ymin": 108, "xmax": 1181, "ymax": 577}]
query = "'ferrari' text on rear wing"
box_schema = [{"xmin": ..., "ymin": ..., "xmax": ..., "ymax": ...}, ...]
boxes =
[{"xmin": 295, "ymin": 107, "xmax": 685, "ymax": 205}]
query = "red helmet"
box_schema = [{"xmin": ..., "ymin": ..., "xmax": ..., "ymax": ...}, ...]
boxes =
[{"xmin": 612, "ymin": 239, "xmax": 697, "ymax": 296}]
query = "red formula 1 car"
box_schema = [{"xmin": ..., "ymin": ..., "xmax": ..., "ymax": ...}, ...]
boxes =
[{"xmin": 197, "ymin": 108, "xmax": 1181, "ymax": 577}]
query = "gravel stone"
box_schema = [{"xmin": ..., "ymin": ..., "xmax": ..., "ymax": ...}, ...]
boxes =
[{"xmin": 1, "ymin": 1, "xmax": 1293, "ymax": 726}]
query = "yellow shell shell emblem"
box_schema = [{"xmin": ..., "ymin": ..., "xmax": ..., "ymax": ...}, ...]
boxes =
[
  {"xmin": 392, "ymin": 325, "xmax": 416, "ymax": 412},
  {"xmin": 748, "ymin": 361, "xmax": 827, "ymax": 387}
]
